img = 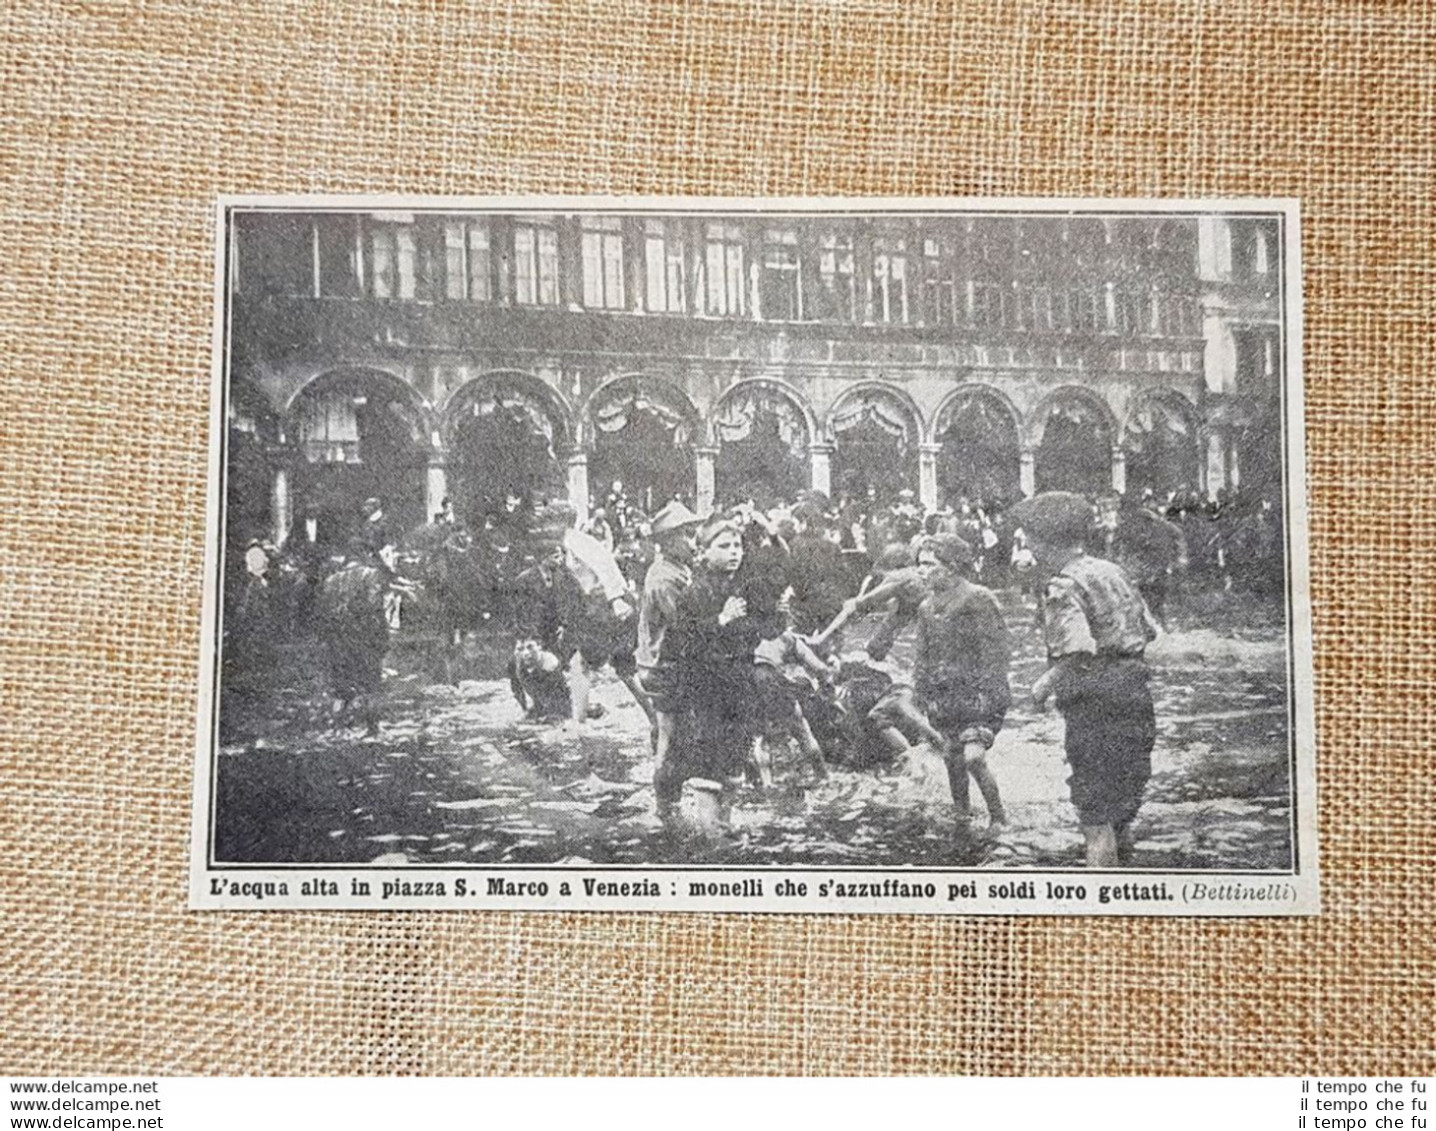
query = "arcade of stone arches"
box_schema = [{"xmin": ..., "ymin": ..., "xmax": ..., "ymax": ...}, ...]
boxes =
[{"xmin": 226, "ymin": 367, "xmax": 1242, "ymax": 553}]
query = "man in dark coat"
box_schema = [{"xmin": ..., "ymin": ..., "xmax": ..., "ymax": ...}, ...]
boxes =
[
  {"xmin": 316, "ymin": 542, "xmax": 400, "ymax": 737},
  {"xmin": 786, "ymin": 501, "xmax": 851, "ymax": 651}
]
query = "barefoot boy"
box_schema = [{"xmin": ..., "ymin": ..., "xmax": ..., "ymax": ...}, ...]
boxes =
[
  {"xmin": 1014, "ymin": 491, "xmax": 1158, "ymax": 868},
  {"xmin": 913, "ymin": 534, "xmax": 1012, "ymax": 833}
]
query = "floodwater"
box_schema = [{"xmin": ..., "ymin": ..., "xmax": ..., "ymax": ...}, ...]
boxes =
[{"xmin": 213, "ymin": 591, "xmax": 1294, "ymax": 871}]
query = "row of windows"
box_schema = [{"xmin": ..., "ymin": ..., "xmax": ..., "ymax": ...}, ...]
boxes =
[{"xmin": 241, "ymin": 214, "xmax": 1209, "ymax": 336}]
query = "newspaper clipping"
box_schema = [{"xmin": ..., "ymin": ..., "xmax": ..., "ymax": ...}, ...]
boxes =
[{"xmin": 190, "ymin": 196, "xmax": 1316, "ymax": 914}]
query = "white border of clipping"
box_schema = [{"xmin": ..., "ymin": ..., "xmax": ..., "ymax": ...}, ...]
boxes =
[{"xmin": 189, "ymin": 195, "xmax": 1316, "ymax": 916}]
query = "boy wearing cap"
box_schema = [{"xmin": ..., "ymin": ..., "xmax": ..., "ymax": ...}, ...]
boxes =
[
  {"xmin": 636, "ymin": 501, "xmax": 703, "ymax": 825},
  {"xmin": 1015, "ymin": 491, "xmax": 1158, "ymax": 868},
  {"xmin": 913, "ymin": 534, "xmax": 1012, "ymax": 833}
]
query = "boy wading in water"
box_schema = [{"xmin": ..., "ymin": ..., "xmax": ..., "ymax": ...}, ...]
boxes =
[
  {"xmin": 913, "ymin": 534, "xmax": 1012, "ymax": 835},
  {"xmin": 635, "ymin": 501, "xmax": 704, "ymax": 828},
  {"xmin": 1014, "ymin": 491, "xmax": 1159, "ymax": 869},
  {"xmin": 655, "ymin": 518, "xmax": 762, "ymax": 833}
]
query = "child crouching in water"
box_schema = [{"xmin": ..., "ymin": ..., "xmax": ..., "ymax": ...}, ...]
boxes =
[
  {"xmin": 1013, "ymin": 491, "xmax": 1158, "ymax": 868},
  {"xmin": 913, "ymin": 534, "xmax": 1012, "ymax": 834}
]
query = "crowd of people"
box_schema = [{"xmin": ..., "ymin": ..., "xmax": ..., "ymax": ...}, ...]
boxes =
[{"xmin": 221, "ymin": 477, "xmax": 1287, "ymax": 868}]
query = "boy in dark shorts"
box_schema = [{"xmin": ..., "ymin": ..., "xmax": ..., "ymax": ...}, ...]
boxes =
[
  {"xmin": 913, "ymin": 534, "xmax": 1012, "ymax": 833},
  {"xmin": 1014, "ymin": 491, "xmax": 1159, "ymax": 868},
  {"xmin": 832, "ymin": 653, "xmax": 948, "ymax": 770}
]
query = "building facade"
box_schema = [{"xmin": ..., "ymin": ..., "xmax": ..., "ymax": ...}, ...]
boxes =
[{"xmin": 223, "ymin": 208, "xmax": 1283, "ymax": 552}]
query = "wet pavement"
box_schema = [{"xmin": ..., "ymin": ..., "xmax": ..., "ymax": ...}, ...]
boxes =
[{"xmin": 214, "ymin": 591, "xmax": 1294, "ymax": 871}]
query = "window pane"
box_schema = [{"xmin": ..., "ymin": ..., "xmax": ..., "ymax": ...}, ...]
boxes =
[
  {"xmin": 515, "ymin": 227, "xmax": 536, "ymax": 304},
  {"xmin": 582, "ymin": 230, "xmax": 603, "ymax": 307},
  {"xmin": 467, "ymin": 224, "xmax": 490, "ymax": 301},
  {"xmin": 315, "ymin": 216, "xmax": 359, "ymax": 298},
  {"xmin": 371, "ymin": 232, "xmax": 393, "ymax": 299},
  {"xmin": 396, "ymin": 229, "xmax": 416, "ymax": 299},
  {"xmin": 666, "ymin": 244, "xmax": 685, "ymax": 312},
  {"xmin": 646, "ymin": 235, "xmax": 667, "ymax": 311},
  {"xmin": 725, "ymin": 244, "xmax": 743, "ymax": 315},
  {"xmin": 706, "ymin": 243, "xmax": 726, "ymax": 313},
  {"xmin": 444, "ymin": 223, "xmax": 466, "ymax": 299},
  {"xmin": 761, "ymin": 228, "xmax": 800, "ymax": 320},
  {"xmin": 604, "ymin": 232, "xmax": 625, "ymax": 308},
  {"xmin": 538, "ymin": 228, "xmax": 558, "ymax": 305}
]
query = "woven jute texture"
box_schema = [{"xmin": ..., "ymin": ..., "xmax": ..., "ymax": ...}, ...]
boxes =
[{"xmin": 2, "ymin": 0, "xmax": 1432, "ymax": 1077}]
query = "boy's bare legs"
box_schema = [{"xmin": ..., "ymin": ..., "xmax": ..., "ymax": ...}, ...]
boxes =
[
  {"xmin": 620, "ymin": 671, "xmax": 657, "ymax": 730},
  {"xmin": 895, "ymin": 697, "xmax": 947, "ymax": 749},
  {"xmin": 652, "ymin": 711, "xmax": 685, "ymax": 828},
  {"xmin": 1081, "ymin": 823, "xmax": 1120, "ymax": 867},
  {"xmin": 1115, "ymin": 820, "xmax": 1136, "ymax": 866},
  {"xmin": 942, "ymin": 738, "xmax": 973, "ymax": 825},
  {"xmin": 965, "ymin": 743, "xmax": 1006, "ymax": 828},
  {"xmin": 794, "ymin": 710, "xmax": 828, "ymax": 780},
  {"xmin": 566, "ymin": 653, "xmax": 592, "ymax": 725},
  {"xmin": 716, "ymin": 777, "xmax": 743, "ymax": 832},
  {"xmin": 748, "ymin": 735, "xmax": 774, "ymax": 789}
]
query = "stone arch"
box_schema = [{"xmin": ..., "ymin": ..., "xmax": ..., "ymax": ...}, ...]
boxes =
[
  {"xmin": 708, "ymin": 377, "xmax": 818, "ymax": 448},
  {"xmin": 441, "ymin": 369, "xmax": 573, "ymax": 453},
  {"xmin": 582, "ymin": 373, "xmax": 702, "ymax": 513},
  {"xmin": 283, "ymin": 367, "xmax": 435, "ymax": 548},
  {"xmin": 1122, "ymin": 388, "xmax": 1203, "ymax": 500},
  {"xmin": 710, "ymin": 377, "xmax": 817, "ymax": 506},
  {"xmin": 1029, "ymin": 384, "xmax": 1119, "ymax": 497},
  {"xmin": 825, "ymin": 381, "xmax": 924, "ymax": 505},
  {"xmin": 283, "ymin": 366, "xmax": 435, "ymax": 444},
  {"xmin": 228, "ymin": 374, "xmax": 282, "ymax": 443},
  {"xmin": 1026, "ymin": 384, "xmax": 1119, "ymax": 450},
  {"xmin": 441, "ymin": 370, "xmax": 573, "ymax": 523},
  {"xmin": 583, "ymin": 373, "xmax": 702, "ymax": 449},
  {"xmin": 931, "ymin": 383, "xmax": 1023, "ymax": 446},
  {"xmin": 824, "ymin": 381, "xmax": 924, "ymax": 446},
  {"xmin": 932, "ymin": 383, "xmax": 1025, "ymax": 507}
]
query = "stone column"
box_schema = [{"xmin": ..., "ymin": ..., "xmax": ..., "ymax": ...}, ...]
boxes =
[
  {"xmin": 918, "ymin": 442, "xmax": 942, "ymax": 513},
  {"xmin": 566, "ymin": 450, "xmax": 590, "ymax": 524},
  {"xmin": 1019, "ymin": 446, "xmax": 1036, "ymax": 498},
  {"xmin": 695, "ymin": 446, "xmax": 718, "ymax": 516},
  {"xmin": 1204, "ymin": 432, "xmax": 1223, "ymax": 500},
  {"xmin": 808, "ymin": 442, "xmax": 835, "ymax": 498},
  {"xmin": 1111, "ymin": 447, "xmax": 1127, "ymax": 495},
  {"xmin": 270, "ymin": 464, "xmax": 292, "ymax": 549},
  {"xmin": 424, "ymin": 460, "xmax": 448, "ymax": 524}
]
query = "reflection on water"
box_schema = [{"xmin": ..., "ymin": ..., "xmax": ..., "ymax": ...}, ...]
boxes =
[{"xmin": 215, "ymin": 593, "xmax": 1293, "ymax": 871}]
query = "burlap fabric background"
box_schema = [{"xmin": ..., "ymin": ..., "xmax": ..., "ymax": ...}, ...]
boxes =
[{"xmin": 2, "ymin": 1, "xmax": 1432, "ymax": 1076}]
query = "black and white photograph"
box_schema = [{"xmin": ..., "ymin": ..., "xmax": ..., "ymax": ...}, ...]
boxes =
[{"xmin": 191, "ymin": 197, "xmax": 1315, "ymax": 913}]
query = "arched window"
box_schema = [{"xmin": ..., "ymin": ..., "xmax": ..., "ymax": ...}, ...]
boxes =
[
  {"xmin": 445, "ymin": 375, "xmax": 569, "ymax": 524},
  {"xmin": 587, "ymin": 377, "xmax": 698, "ymax": 514},
  {"xmin": 288, "ymin": 370, "xmax": 431, "ymax": 551},
  {"xmin": 1124, "ymin": 394, "xmax": 1202, "ymax": 501},
  {"xmin": 712, "ymin": 383, "xmax": 812, "ymax": 506},
  {"xmin": 829, "ymin": 387, "xmax": 920, "ymax": 506},
  {"xmin": 1032, "ymin": 389, "xmax": 1115, "ymax": 497},
  {"xmin": 935, "ymin": 387, "xmax": 1022, "ymax": 507}
]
